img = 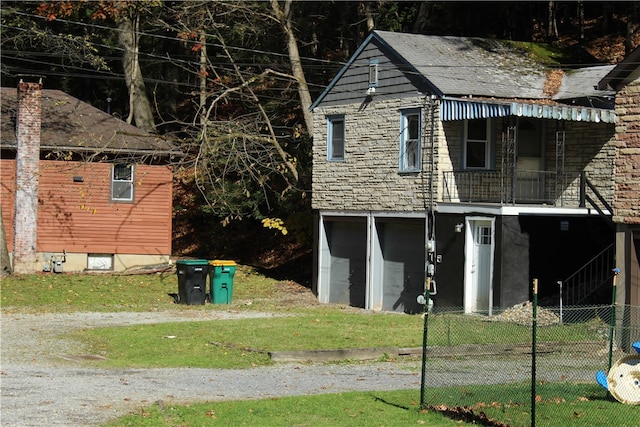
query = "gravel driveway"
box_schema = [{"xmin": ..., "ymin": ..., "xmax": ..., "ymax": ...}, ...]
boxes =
[
  {"xmin": 1, "ymin": 310, "xmax": 428, "ymax": 426},
  {"xmin": 1, "ymin": 309, "xmax": 602, "ymax": 426}
]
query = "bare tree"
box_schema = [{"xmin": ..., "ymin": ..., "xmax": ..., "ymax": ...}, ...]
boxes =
[
  {"xmin": 32, "ymin": 1, "xmax": 157, "ymax": 132},
  {"xmin": 114, "ymin": 3, "xmax": 156, "ymax": 132},
  {"xmin": 269, "ymin": 0, "xmax": 314, "ymax": 133},
  {"xmin": 547, "ymin": 1, "xmax": 558, "ymax": 40},
  {"xmin": 0, "ymin": 208, "xmax": 12, "ymax": 276}
]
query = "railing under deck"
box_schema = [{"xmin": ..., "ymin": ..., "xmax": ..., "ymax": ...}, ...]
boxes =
[{"xmin": 442, "ymin": 170, "xmax": 608, "ymax": 210}]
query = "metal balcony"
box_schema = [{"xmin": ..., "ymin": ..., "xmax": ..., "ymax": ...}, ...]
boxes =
[{"xmin": 442, "ymin": 169, "xmax": 609, "ymax": 210}]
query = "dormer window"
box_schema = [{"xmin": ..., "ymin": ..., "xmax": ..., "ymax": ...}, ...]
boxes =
[{"xmin": 368, "ymin": 59, "xmax": 378, "ymax": 88}]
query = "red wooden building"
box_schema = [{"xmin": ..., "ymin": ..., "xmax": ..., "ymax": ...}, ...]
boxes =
[{"xmin": 1, "ymin": 82, "xmax": 180, "ymax": 273}]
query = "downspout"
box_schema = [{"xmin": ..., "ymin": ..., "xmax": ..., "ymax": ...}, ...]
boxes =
[
  {"xmin": 420, "ymin": 94, "xmax": 437, "ymax": 408},
  {"xmin": 422, "ymin": 95, "xmax": 437, "ymax": 288}
]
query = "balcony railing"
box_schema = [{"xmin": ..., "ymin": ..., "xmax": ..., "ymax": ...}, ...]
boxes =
[{"xmin": 442, "ymin": 170, "xmax": 602, "ymax": 208}]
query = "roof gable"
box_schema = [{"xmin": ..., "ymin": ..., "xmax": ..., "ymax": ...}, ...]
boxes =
[
  {"xmin": 598, "ymin": 45, "xmax": 640, "ymax": 91},
  {"xmin": 374, "ymin": 31, "xmax": 547, "ymax": 99},
  {"xmin": 312, "ymin": 31, "xmax": 615, "ymax": 111},
  {"xmin": 0, "ymin": 87, "xmax": 179, "ymax": 156}
]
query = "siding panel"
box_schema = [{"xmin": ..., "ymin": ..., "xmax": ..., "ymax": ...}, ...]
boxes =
[
  {"xmin": 319, "ymin": 41, "xmax": 424, "ymax": 107},
  {"xmin": 1, "ymin": 159, "xmax": 172, "ymax": 255}
]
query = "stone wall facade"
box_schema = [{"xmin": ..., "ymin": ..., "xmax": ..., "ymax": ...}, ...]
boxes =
[
  {"xmin": 613, "ymin": 75, "xmax": 640, "ymax": 224},
  {"xmin": 312, "ymin": 96, "xmax": 443, "ymax": 212},
  {"xmin": 312, "ymin": 97, "xmax": 615, "ymax": 212}
]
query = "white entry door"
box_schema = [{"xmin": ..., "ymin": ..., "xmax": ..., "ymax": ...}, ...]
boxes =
[{"xmin": 464, "ymin": 218, "xmax": 495, "ymax": 314}]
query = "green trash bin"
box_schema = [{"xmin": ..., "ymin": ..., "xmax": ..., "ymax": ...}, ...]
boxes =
[
  {"xmin": 209, "ymin": 260, "xmax": 236, "ymax": 304},
  {"xmin": 176, "ymin": 260, "xmax": 209, "ymax": 305}
]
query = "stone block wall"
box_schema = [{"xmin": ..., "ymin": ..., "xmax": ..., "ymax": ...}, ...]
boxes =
[
  {"xmin": 548, "ymin": 121, "xmax": 616, "ymax": 205},
  {"xmin": 613, "ymin": 76, "xmax": 640, "ymax": 224},
  {"xmin": 312, "ymin": 96, "xmax": 444, "ymax": 212},
  {"xmin": 312, "ymin": 96, "xmax": 615, "ymax": 212}
]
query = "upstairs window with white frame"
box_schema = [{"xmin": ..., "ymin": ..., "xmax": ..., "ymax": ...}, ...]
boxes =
[
  {"xmin": 464, "ymin": 119, "xmax": 491, "ymax": 169},
  {"xmin": 111, "ymin": 163, "xmax": 134, "ymax": 202},
  {"xmin": 400, "ymin": 109, "xmax": 421, "ymax": 172},
  {"xmin": 327, "ymin": 115, "xmax": 345, "ymax": 161}
]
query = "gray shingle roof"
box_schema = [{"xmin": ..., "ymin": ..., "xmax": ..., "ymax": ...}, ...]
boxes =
[
  {"xmin": 312, "ymin": 30, "xmax": 615, "ymax": 110},
  {"xmin": 554, "ymin": 65, "xmax": 616, "ymax": 101},
  {"xmin": 374, "ymin": 30, "xmax": 548, "ymax": 99}
]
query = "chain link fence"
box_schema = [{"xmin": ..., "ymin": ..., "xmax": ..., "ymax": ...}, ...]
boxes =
[{"xmin": 418, "ymin": 303, "xmax": 639, "ymax": 426}]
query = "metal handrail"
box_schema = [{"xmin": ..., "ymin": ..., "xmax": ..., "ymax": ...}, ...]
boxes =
[{"xmin": 561, "ymin": 243, "xmax": 615, "ymax": 306}]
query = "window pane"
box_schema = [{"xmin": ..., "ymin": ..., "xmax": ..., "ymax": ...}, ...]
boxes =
[
  {"xmin": 112, "ymin": 181, "xmax": 132, "ymax": 200},
  {"xmin": 408, "ymin": 115, "xmax": 419, "ymax": 140},
  {"xmin": 466, "ymin": 141, "xmax": 486, "ymax": 168},
  {"xmin": 467, "ymin": 120, "xmax": 486, "ymax": 140},
  {"xmin": 331, "ymin": 139, "xmax": 344, "ymax": 160},
  {"xmin": 112, "ymin": 164, "xmax": 133, "ymax": 201},
  {"xmin": 332, "ymin": 120, "xmax": 344, "ymax": 141},
  {"xmin": 329, "ymin": 118, "xmax": 344, "ymax": 160},
  {"xmin": 406, "ymin": 140, "xmax": 419, "ymax": 169},
  {"xmin": 113, "ymin": 164, "xmax": 132, "ymax": 181},
  {"xmin": 400, "ymin": 111, "xmax": 420, "ymax": 171},
  {"xmin": 476, "ymin": 226, "xmax": 492, "ymax": 245}
]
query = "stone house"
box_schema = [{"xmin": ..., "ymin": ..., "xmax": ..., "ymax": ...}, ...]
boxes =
[
  {"xmin": 598, "ymin": 46, "xmax": 640, "ymax": 343},
  {"xmin": 1, "ymin": 80, "xmax": 180, "ymax": 273},
  {"xmin": 310, "ymin": 31, "xmax": 618, "ymax": 314}
]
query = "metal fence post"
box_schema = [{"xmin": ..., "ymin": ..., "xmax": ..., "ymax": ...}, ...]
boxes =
[
  {"xmin": 608, "ymin": 268, "xmax": 620, "ymax": 371},
  {"xmin": 420, "ymin": 278, "xmax": 431, "ymax": 409},
  {"xmin": 531, "ymin": 278, "xmax": 538, "ymax": 427}
]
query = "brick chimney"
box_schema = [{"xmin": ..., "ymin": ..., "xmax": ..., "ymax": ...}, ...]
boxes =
[{"xmin": 13, "ymin": 78, "xmax": 42, "ymax": 274}]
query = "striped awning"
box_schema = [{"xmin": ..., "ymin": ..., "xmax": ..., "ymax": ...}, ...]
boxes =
[{"xmin": 441, "ymin": 99, "xmax": 616, "ymax": 123}]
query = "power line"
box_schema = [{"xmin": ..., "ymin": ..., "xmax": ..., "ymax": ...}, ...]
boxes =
[{"xmin": 8, "ymin": 10, "xmax": 339, "ymax": 66}]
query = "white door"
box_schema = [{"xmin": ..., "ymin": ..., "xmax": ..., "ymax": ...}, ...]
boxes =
[{"xmin": 464, "ymin": 219, "xmax": 495, "ymax": 314}]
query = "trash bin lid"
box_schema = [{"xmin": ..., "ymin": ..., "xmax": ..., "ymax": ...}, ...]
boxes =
[
  {"xmin": 209, "ymin": 260, "xmax": 237, "ymax": 266},
  {"xmin": 176, "ymin": 259, "xmax": 209, "ymax": 265}
]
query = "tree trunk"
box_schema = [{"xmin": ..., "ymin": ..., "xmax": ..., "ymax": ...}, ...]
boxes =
[
  {"xmin": 0, "ymin": 207, "xmax": 12, "ymax": 276},
  {"xmin": 270, "ymin": 0, "xmax": 314, "ymax": 134},
  {"xmin": 547, "ymin": 1, "xmax": 558, "ymax": 40},
  {"xmin": 199, "ymin": 29, "xmax": 208, "ymax": 128},
  {"xmin": 625, "ymin": 2, "xmax": 639, "ymax": 56},
  {"xmin": 118, "ymin": 13, "xmax": 156, "ymax": 133},
  {"xmin": 412, "ymin": 1, "xmax": 431, "ymax": 34},
  {"xmin": 364, "ymin": 1, "xmax": 375, "ymax": 33},
  {"xmin": 578, "ymin": 1, "xmax": 584, "ymax": 41}
]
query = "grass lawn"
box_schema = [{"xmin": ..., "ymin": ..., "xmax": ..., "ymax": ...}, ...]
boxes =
[
  {"xmin": 104, "ymin": 384, "xmax": 638, "ymax": 427},
  {"xmin": 3, "ymin": 269, "xmax": 635, "ymax": 426},
  {"xmin": 0, "ymin": 265, "xmax": 278, "ymax": 313},
  {"xmin": 104, "ymin": 389, "xmax": 462, "ymax": 427}
]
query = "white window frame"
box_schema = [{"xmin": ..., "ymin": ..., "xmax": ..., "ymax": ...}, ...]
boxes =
[
  {"xmin": 399, "ymin": 109, "xmax": 421, "ymax": 172},
  {"xmin": 111, "ymin": 163, "xmax": 134, "ymax": 202},
  {"xmin": 327, "ymin": 115, "xmax": 345, "ymax": 161},
  {"xmin": 463, "ymin": 119, "xmax": 491, "ymax": 170}
]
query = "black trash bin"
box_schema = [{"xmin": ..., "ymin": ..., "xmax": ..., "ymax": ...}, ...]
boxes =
[{"xmin": 175, "ymin": 260, "xmax": 209, "ymax": 305}]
